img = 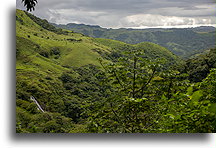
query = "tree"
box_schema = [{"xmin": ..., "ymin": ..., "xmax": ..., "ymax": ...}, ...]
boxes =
[
  {"xmin": 21, "ymin": 0, "xmax": 38, "ymax": 11},
  {"xmin": 87, "ymin": 49, "xmax": 173, "ymax": 133},
  {"xmin": 87, "ymin": 49, "xmax": 215, "ymax": 133}
]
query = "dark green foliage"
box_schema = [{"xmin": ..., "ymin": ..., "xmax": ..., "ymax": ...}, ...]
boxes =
[
  {"xmin": 159, "ymin": 69, "xmax": 216, "ymax": 133},
  {"xmin": 63, "ymin": 97, "xmax": 83, "ymax": 123},
  {"xmin": 50, "ymin": 47, "xmax": 60, "ymax": 56},
  {"xmin": 16, "ymin": 107, "xmax": 74, "ymax": 133},
  {"xmin": 50, "ymin": 47, "xmax": 61, "ymax": 59},
  {"xmin": 181, "ymin": 48, "xmax": 216, "ymax": 82},
  {"xmin": 87, "ymin": 50, "xmax": 215, "ymax": 133},
  {"xmin": 59, "ymin": 65, "xmax": 107, "ymax": 100},
  {"xmin": 87, "ymin": 50, "xmax": 182, "ymax": 132},
  {"xmin": 66, "ymin": 38, "xmax": 82, "ymax": 42},
  {"xmin": 16, "ymin": 16, "xmax": 24, "ymax": 25},
  {"xmin": 39, "ymin": 50, "xmax": 49, "ymax": 58}
]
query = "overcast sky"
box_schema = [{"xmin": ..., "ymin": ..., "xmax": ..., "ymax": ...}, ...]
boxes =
[{"xmin": 16, "ymin": 0, "xmax": 216, "ymax": 28}]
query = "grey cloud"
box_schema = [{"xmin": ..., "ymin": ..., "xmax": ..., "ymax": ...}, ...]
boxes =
[{"xmin": 16, "ymin": 0, "xmax": 216, "ymax": 28}]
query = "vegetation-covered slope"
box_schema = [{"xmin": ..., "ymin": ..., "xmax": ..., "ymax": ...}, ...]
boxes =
[
  {"xmin": 181, "ymin": 48, "xmax": 216, "ymax": 82},
  {"xmin": 16, "ymin": 11, "xmax": 113, "ymax": 68},
  {"xmin": 54, "ymin": 23, "xmax": 216, "ymax": 58},
  {"xmin": 16, "ymin": 9, "xmax": 181, "ymax": 133},
  {"xmin": 16, "ymin": 9, "xmax": 215, "ymax": 133},
  {"xmin": 93, "ymin": 38, "xmax": 180, "ymax": 65},
  {"xmin": 16, "ymin": 9, "xmax": 111, "ymax": 132}
]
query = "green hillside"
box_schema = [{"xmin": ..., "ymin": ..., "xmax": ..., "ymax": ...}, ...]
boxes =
[
  {"xmin": 17, "ymin": 9, "xmax": 179, "ymax": 68},
  {"xmin": 16, "ymin": 9, "xmax": 109, "ymax": 132},
  {"xmin": 54, "ymin": 23, "xmax": 216, "ymax": 58},
  {"xmin": 93, "ymin": 38, "xmax": 180, "ymax": 65},
  {"xmin": 16, "ymin": 9, "xmax": 181, "ymax": 133},
  {"xmin": 16, "ymin": 10, "xmax": 112, "ymax": 68},
  {"xmin": 16, "ymin": 9, "xmax": 215, "ymax": 133}
]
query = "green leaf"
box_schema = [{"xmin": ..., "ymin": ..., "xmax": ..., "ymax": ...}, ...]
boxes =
[
  {"xmin": 186, "ymin": 86, "xmax": 193, "ymax": 95},
  {"xmin": 161, "ymin": 95, "xmax": 167, "ymax": 100},
  {"xmin": 209, "ymin": 103, "xmax": 216, "ymax": 114},
  {"xmin": 191, "ymin": 90, "xmax": 203, "ymax": 102}
]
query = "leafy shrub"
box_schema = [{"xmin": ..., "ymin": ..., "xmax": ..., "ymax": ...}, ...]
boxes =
[
  {"xmin": 39, "ymin": 50, "xmax": 49, "ymax": 58},
  {"xmin": 50, "ymin": 47, "xmax": 60, "ymax": 56}
]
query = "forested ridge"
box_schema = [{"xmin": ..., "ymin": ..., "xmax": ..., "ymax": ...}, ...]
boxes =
[
  {"xmin": 16, "ymin": 9, "xmax": 216, "ymax": 133},
  {"xmin": 54, "ymin": 23, "xmax": 216, "ymax": 58}
]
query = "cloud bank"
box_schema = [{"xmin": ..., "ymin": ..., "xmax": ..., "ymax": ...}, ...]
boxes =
[{"xmin": 16, "ymin": 0, "xmax": 216, "ymax": 28}]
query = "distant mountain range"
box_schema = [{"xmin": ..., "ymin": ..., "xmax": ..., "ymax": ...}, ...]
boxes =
[{"xmin": 53, "ymin": 23, "xmax": 216, "ymax": 58}]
